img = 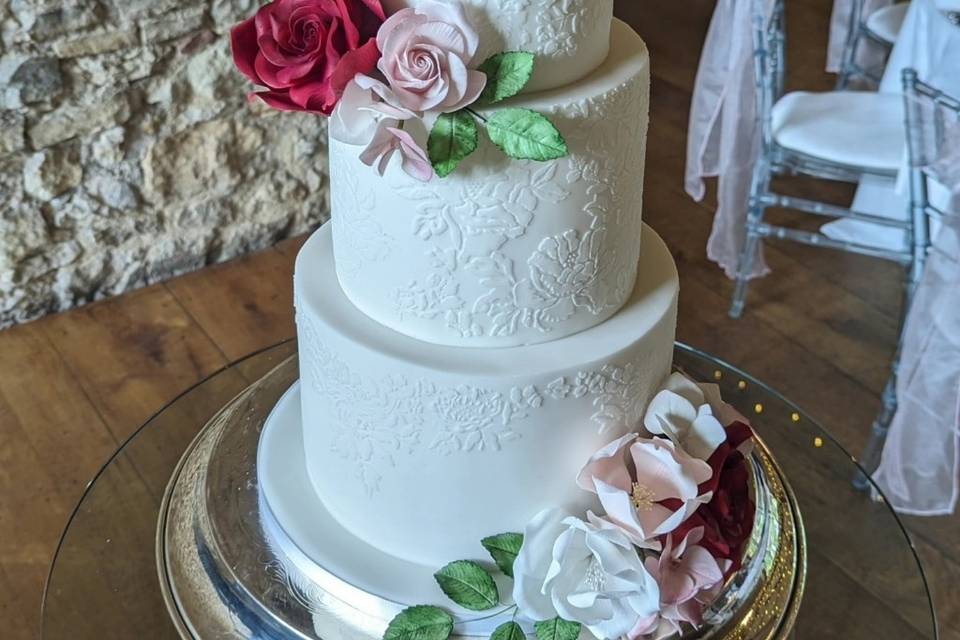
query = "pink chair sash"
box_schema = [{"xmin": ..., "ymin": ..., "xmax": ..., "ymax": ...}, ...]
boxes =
[
  {"xmin": 685, "ymin": 0, "xmax": 775, "ymax": 279},
  {"xmin": 874, "ymin": 113, "xmax": 960, "ymax": 516},
  {"xmin": 873, "ymin": 214, "xmax": 960, "ymax": 515}
]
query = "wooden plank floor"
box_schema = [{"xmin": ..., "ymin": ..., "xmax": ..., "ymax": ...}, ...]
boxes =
[{"xmin": 1, "ymin": 1, "xmax": 957, "ymax": 638}]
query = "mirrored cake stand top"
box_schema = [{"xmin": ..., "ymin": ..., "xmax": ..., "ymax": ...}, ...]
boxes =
[{"xmin": 41, "ymin": 341, "xmax": 939, "ymax": 640}]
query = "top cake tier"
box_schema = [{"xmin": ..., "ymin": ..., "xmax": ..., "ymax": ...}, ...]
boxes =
[{"xmin": 381, "ymin": 0, "xmax": 614, "ymax": 92}]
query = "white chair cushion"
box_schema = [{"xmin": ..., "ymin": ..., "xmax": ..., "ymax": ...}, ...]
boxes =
[
  {"xmin": 771, "ymin": 91, "xmax": 905, "ymax": 172},
  {"xmin": 866, "ymin": 2, "xmax": 910, "ymax": 43}
]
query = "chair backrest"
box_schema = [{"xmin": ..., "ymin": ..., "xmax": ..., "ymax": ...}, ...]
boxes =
[
  {"xmin": 901, "ymin": 68, "xmax": 960, "ymax": 283},
  {"xmin": 752, "ymin": 0, "xmax": 786, "ymax": 153},
  {"xmin": 849, "ymin": 0, "xmax": 867, "ymax": 32}
]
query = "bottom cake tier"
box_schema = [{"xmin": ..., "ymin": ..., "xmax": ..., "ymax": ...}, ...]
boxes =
[
  {"xmin": 255, "ymin": 380, "xmax": 801, "ymax": 639},
  {"xmin": 156, "ymin": 350, "xmax": 805, "ymax": 640},
  {"xmin": 288, "ymin": 222, "xmax": 679, "ymax": 566}
]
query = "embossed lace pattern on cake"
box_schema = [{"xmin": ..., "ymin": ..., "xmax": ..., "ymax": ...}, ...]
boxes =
[
  {"xmin": 385, "ymin": 0, "xmax": 612, "ymax": 73},
  {"xmin": 334, "ymin": 73, "xmax": 650, "ymax": 343},
  {"xmin": 296, "ymin": 292, "xmax": 669, "ymax": 497},
  {"xmin": 491, "ymin": 0, "xmax": 609, "ymax": 57},
  {"xmin": 330, "ymin": 161, "xmax": 394, "ymax": 278}
]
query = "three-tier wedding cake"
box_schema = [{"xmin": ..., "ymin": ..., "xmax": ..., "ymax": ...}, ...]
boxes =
[{"xmin": 230, "ymin": 1, "xmax": 774, "ymax": 639}]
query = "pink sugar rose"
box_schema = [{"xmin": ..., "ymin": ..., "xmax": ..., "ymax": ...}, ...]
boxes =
[
  {"xmin": 230, "ymin": 0, "xmax": 386, "ymax": 114},
  {"xmin": 375, "ymin": 0, "xmax": 487, "ymax": 114},
  {"xmin": 576, "ymin": 433, "xmax": 714, "ymax": 550},
  {"xmin": 359, "ymin": 121, "xmax": 434, "ymax": 182}
]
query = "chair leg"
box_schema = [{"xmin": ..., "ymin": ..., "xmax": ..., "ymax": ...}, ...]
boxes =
[
  {"xmin": 853, "ymin": 374, "xmax": 897, "ymax": 489},
  {"xmin": 729, "ymin": 199, "xmax": 766, "ymax": 319}
]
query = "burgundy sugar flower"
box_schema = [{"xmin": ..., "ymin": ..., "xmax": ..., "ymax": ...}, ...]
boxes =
[{"xmin": 230, "ymin": 0, "xmax": 386, "ymax": 114}]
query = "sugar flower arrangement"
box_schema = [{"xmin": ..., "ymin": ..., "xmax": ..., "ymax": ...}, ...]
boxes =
[
  {"xmin": 382, "ymin": 374, "xmax": 756, "ymax": 640},
  {"xmin": 230, "ymin": 0, "xmax": 569, "ymax": 183}
]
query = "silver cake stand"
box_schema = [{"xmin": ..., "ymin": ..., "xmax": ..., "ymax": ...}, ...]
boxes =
[{"xmin": 156, "ymin": 352, "xmax": 807, "ymax": 640}]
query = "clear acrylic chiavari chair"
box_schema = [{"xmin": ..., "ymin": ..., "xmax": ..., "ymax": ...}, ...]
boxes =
[{"xmin": 730, "ymin": 0, "xmax": 914, "ymax": 319}]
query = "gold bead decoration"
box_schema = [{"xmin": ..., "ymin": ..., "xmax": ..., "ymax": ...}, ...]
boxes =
[
  {"xmin": 791, "ymin": 412, "xmax": 801, "ymax": 423},
  {"xmin": 814, "ymin": 437, "xmax": 824, "ymax": 448},
  {"xmin": 714, "ymin": 370, "xmax": 723, "ymax": 380},
  {"xmin": 754, "ymin": 403, "xmax": 764, "ymax": 415},
  {"xmin": 738, "ymin": 380, "xmax": 747, "ymax": 390}
]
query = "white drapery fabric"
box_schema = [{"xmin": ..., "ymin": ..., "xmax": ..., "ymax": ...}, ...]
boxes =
[
  {"xmin": 873, "ymin": 102, "xmax": 960, "ymax": 516},
  {"xmin": 873, "ymin": 214, "xmax": 960, "ymax": 515},
  {"xmin": 826, "ymin": 0, "xmax": 895, "ymax": 73},
  {"xmin": 685, "ymin": 0, "xmax": 775, "ymax": 279}
]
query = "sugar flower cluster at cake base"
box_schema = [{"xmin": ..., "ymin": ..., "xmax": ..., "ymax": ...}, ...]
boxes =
[
  {"xmin": 230, "ymin": 0, "xmax": 569, "ymax": 183},
  {"xmin": 383, "ymin": 373, "xmax": 756, "ymax": 640}
]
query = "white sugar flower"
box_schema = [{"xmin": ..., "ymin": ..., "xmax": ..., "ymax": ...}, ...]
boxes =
[
  {"xmin": 643, "ymin": 373, "xmax": 734, "ymax": 461},
  {"xmin": 513, "ymin": 508, "xmax": 660, "ymax": 640}
]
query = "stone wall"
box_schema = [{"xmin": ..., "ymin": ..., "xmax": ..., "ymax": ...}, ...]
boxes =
[{"xmin": 0, "ymin": 0, "xmax": 330, "ymax": 328}]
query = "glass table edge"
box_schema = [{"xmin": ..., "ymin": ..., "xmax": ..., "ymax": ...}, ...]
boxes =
[
  {"xmin": 39, "ymin": 339, "xmax": 298, "ymax": 631},
  {"xmin": 39, "ymin": 339, "xmax": 939, "ymax": 639}
]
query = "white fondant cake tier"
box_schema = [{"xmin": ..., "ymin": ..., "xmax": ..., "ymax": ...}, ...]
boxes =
[
  {"xmin": 295, "ymin": 222, "xmax": 677, "ymax": 566},
  {"xmin": 381, "ymin": 0, "xmax": 614, "ymax": 93},
  {"xmin": 258, "ymin": 384, "xmax": 526, "ymax": 638},
  {"xmin": 330, "ymin": 19, "xmax": 650, "ymax": 348}
]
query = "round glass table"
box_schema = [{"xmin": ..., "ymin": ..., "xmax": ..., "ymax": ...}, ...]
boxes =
[{"xmin": 40, "ymin": 341, "xmax": 938, "ymax": 640}]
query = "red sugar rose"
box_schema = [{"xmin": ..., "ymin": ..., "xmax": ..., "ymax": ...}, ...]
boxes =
[
  {"xmin": 668, "ymin": 422, "xmax": 756, "ymax": 575},
  {"xmin": 230, "ymin": 0, "xmax": 386, "ymax": 114}
]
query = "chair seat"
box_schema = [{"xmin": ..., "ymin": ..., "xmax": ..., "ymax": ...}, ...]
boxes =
[
  {"xmin": 771, "ymin": 91, "xmax": 905, "ymax": 173},
  {"xmin": 865, "ymin": 2, "xmax": 910, "ymax": 43}
]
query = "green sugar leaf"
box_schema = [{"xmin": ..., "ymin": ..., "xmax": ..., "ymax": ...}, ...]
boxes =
[
  {"xmin": 383, "ymin": 606, "xmax": 454, "ymax": 640},
  {"xmin": 486, "ymin": 109, "xmax": 569, "ymax": 162},
  {"xmin": 481, "ymin": 532, "xmax": 523, "ymax": 578},
  {"xmin": 534, "ymin": 617, "xmax": 582, "ymax": 640},
  {"xmin": 434, "ymin": 560, "xmax": 499, "ymax": 611},
  {"xmin": 428, "ymin": 110, "xmax": 479, "ymax": 178},
  {"xmin": 491, "ymin": 621, "xmax": 526, "ymax": 640},
  {"xmin": 479, "ymin": 51, "xmax": 536, "ymax": 104}
]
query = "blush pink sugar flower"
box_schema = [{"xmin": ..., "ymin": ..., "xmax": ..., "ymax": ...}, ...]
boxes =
[
  {"xmin": 359, "ymin": 122, "xmax": 434, "ymax": 182},
  {"xmin": 628, "ymin": 526, "xmax": 728, "ymax": 639},
  {"xmin": 577, "ymin": 433, "xmax": 714, "ymax": 549},
  {"xmin": 375, "ymin": 0, "xmax": 487, "ymax": 113}
]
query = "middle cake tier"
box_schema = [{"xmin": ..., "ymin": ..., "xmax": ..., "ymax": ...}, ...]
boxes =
[
  {"xmin": 330, "ymin": 19, "xmax": 650, "ymax": 348},
  {"xmin": 293, "ymin": 221, "xmax": 677, "ymax": 567}
]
